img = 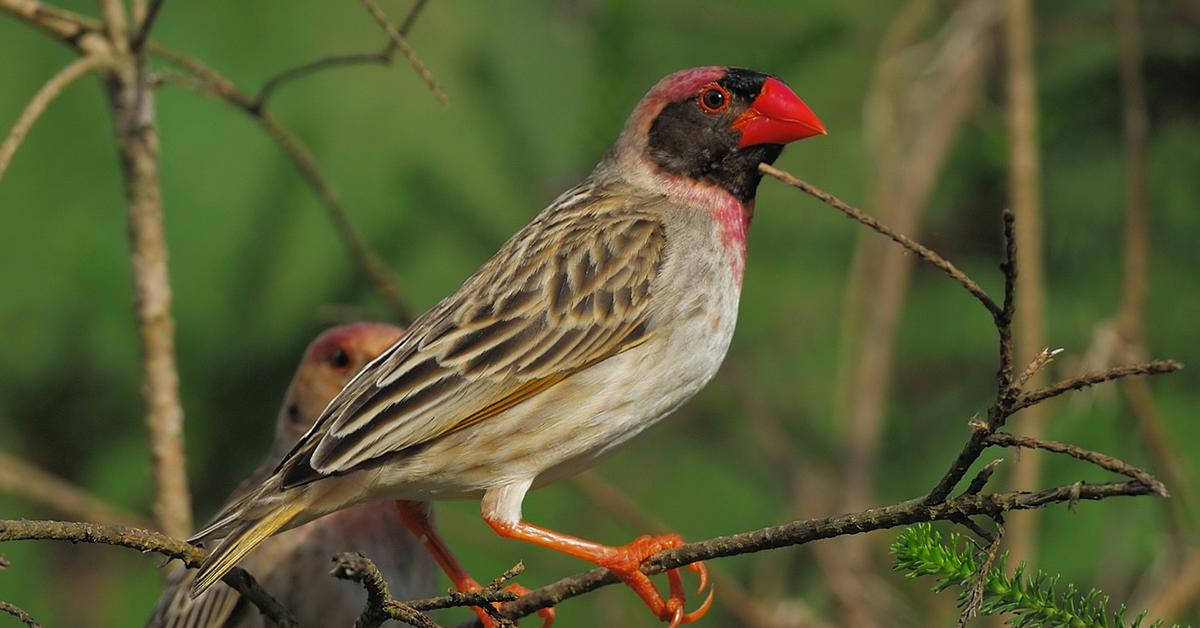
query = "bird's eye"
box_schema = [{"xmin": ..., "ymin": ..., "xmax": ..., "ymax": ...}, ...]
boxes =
[
  {"xmin": 328, "ymin": 346, "xmax": 352, "ymax": 371},
  {"xmin": 698, "ymin": 85, "xmax": 730, "ymax": 114},
  {"xmin": 285, "ymin": 403, "xmax": 302, "ymax": 423}
]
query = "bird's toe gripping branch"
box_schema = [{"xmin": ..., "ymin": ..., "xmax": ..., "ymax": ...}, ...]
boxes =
[{"xmin": 596, "ymin": 533, "xmax": 714, "ymax": 626}]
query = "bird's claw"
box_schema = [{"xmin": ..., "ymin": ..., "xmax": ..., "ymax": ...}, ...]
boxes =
[{"xmin": 596, "ymin": 533, "xmax": 715, "ymax": 625}]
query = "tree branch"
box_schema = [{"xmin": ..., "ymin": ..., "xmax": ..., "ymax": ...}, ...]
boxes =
[
  {"xmin": 0, "ymin": 53, "xmax": 111, "ymax": 184},
  {"xmin": 358, "ymin": 0, "xmax": 446, "ymax": 105},
  {"xmin": 0, "ymin": 519, "xmax": 296, "ymax": 626},
  {"xmin": 759, "ymin": 163, "xmax": 1002, "ymax": 320},
  {"xmin": 984, "ymin": 432, "xmax": 1166, "ymax": 495},
  {"xmin": 1013, "ymin": 360, "xmax": 1183, "ymax": 410},
  {"xmin": 0, "ymin": 598, "xmax": 40, "ymax": 628},
  {"xmin": 104, "ymin": 52, "xmax": 193, "ymax": 540},
  {"xmin": 330, "ymin": 552, "xmax": 441, "ymax": 628},
  {"xmin": 251, "ymin": 0, "xmax": 430, "ymax": 109},
  {"xmin": 472, "ymin": 480, "xmax": 1159, "ymax": 624}
]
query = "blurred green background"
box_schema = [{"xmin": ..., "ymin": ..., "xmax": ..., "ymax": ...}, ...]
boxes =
[{"xmin": 1, "ymin": 0, "xmax": 1198, "ymax": 626}]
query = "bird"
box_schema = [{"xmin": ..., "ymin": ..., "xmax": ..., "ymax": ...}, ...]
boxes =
[
  {"xmin": 148, "ymin": 323, "xmax": 437, "ymax": 627},
  {"xmin": 187, "ymin": 66, "xmax": 825, "ymax": 627}
]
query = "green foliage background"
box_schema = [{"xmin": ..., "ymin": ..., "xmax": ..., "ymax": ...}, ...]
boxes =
[{"xmin": 0, "ymin": 0, "xmax": 1197, "ymax": 625}]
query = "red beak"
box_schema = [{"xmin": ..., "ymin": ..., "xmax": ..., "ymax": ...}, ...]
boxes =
[{"xmin": 732, "ymin": 77, "xmax": 826, "ymax": 148}]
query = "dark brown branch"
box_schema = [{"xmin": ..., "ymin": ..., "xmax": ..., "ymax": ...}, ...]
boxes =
[
  {"xmin": 958, "ymin": 519, "xmax": 1004, "ymax": 627},
  {"xmin": 985, "ymin": 432, "xmax": 1167, "ymax": 495},
  {"xmin": 251, "ymin": 0, "xmax": 429, "ymax": 109},
  {"xmin": 997, "ymin": 208, "xmax": 1018, "ymax": 397},
  {"xmin": 0, "ymin": 520, "xmax": 296, "ymax": 627},
  {"xmin": 1014, "ymin": 360, "xmax": 1182, "ymax": 410},
  {"xmin": 334, "ymin": 552, "xmax": 528, "ymax": 628},
  {"xmin": 476, "ymin": 480, "xmax": 1158, "ymax": 624},
  {"xmin": 331, "ymin": 552, "xmax": 440, "ymax": 628},
  {"xmin": 130, "ymin": 0, "xmax": 165, "ymax": 52},
  {"xmin": 761, "ymin": 163, "xmax": 1002, "ymax": 320},
  {"xmin": 0, "ymin": 600, "xmax": 40, "ymax": 628},
  {"xmin": 962, "ymin": 459, "xmax": 1004, "ymax": 497}
]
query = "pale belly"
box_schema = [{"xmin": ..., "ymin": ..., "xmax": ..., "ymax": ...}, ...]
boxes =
[{"xmin": 367, "ymin": 260, "xmax": 742, "ymax": 502}]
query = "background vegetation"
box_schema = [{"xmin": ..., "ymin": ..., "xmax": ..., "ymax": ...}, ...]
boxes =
[{"xmin": 0, "ymin": 0, "xmax": 1197, "ymax": 625}]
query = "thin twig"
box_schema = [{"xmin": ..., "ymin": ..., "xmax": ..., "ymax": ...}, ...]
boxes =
[
  {"xmin": 985, "ymin": 432, "xmax": 1167, "ymax": 496},
  {"xmin": 130, "ymin": 0, "xmax": 165, "ymax": 52},
  {"xmin": 0, "ymin": 53, "xmax": 111, "ymax": 184},
  {"xmin": 996, "ymin": 209, "xmax": 1018, "ymax": 398},
  {"xmin": 0, "ymin": 600, "xmax": 40, "ymax": 628},
  {"xmin": 760, "ymin": 163, "xmax": 1002, "ymax": 320},
  {"xmin": 1014, "ymin": 360, "xmax": 1183, "ymax": 410},
  {"xmin": 0, "ymin": 451, "xmax": 150, "ymax": 527},
  {"xmin": 96, "ymin": 0, "xmax": 128, "ymax": 54},
  {"xmin": 358, "ymin": 0, "xmax": 447, "ymax": 104},
  {"xmin": 151, "ymin": 62, "xmax": 416, "ymax": 321},
  {"xmin": 252, "ymin": 0, "xmax": 430, "ymax": 109},
  {"xmin": 0, "ymin": 520, "xmax": 296, "ymax": 626},
  {"xmin": 1013, "ymin": 347, "xmax": 1061, "ymax": 392},
  {"xmin": 958, "ymin": 520, "xmax": 1004, "ymax": 627},
  {"xmin": 962, "ymin": 459, "xmax": 1004, "ymax": 497}
]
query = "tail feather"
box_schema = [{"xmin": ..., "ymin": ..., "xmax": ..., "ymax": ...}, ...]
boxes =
[{"xmin": 189, "ymin": 500, "xmax": 306, "ymax": 598}]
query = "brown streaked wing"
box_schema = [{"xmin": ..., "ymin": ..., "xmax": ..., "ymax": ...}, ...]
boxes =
[{"xmin": 285, "ymin": 193, "xmax": 667, "ymax": 482}]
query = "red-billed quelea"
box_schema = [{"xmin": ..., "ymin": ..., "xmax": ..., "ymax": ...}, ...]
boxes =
[
  {"xmin": 188, "ymin": 66, "xmax": 825, "ymax": 626},
  {"xmin": 148, "ymin": 323, "xmax": 436, "ymax": 627}
]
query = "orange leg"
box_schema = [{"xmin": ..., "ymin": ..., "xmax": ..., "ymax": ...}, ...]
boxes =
[
  {"xmin": 395, "ymin": 500, "xmax": 555, "ymax": 628},
  {"xmin": 483, "ymin": 515, "xmax": 713, "ymax": 627}
]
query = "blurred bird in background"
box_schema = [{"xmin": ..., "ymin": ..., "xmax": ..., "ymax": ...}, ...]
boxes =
[
  {"xmin": 148, "ymin": 322, "xmax": 437, "ymax": 627},
  {"xmin": 187, "ymin": 66, "xmax": 825, "ymax": 627}
]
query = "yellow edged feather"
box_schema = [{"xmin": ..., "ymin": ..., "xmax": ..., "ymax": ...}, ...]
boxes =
[{"xmin": 189, "ymin": 499, "xmax": 306, "ymax": 598}]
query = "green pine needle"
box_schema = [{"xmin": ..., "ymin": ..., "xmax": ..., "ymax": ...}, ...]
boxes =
[{"xmin": 890, "ymin": 523, "xmax": 1184, "ymax": 628}]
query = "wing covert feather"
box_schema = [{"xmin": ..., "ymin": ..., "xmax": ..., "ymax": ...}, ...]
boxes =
[{"xmin": 280, "ymin": 190, "xmax": 668, "ymax": 486}]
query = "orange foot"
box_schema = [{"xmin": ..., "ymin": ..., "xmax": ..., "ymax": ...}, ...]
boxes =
[
  {"xmin": 394, "ymin": 500, "xmax": 555, "ymax": 627},
  {"xmin": 485, "ymin": 516, "xmax": 714, "ymax": 627},
  {"xmin": 593, "ymin": 534, "xmax": 713, "ymax": 627}
]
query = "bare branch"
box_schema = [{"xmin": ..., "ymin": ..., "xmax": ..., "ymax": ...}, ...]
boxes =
[
  {"xmin": 150, "ymin": 56, "xmax": 416, "ymax": 322},
  {"xmin": 130, "ymin": 0, "xmax": 166, "ymax": 52},
  {"xmin": 958, "ymin": 519, "xmax": 1004, "ymax": 627},
  {"xmin": 252, "ymin": 0, "xmax": 430, "ymax": 109},
  {"xmin": 985, "ymin": 432, "xmax": 1167, "ymax": 495},
  {"xmin": 95, "ymin": 0, "xmax": 128, "ymax": 54},
  {"xmin": 331, "ymin": 552, "xmax": 440, "ymax": 628},
  {"xmin": 0, "ymin": 0, "xmax": 99, "ymax": 51},
  {"xmin": 480, "ymin": 480, "xmax": 1159, "ymax": 624},
  {"xmin": 1014, "ymin": 360, "xmax": 1182, "ymax": 410},
  {"xmin": 759, "ymin": 163, "xmax": 1002, "ymax": 320},
  {"xmin": 0, "ymin": 451, "xmax": 150, "ymax": 527},
  {"xmin": 0, "ymin": 520, "xmax": 296, "ymax": 626},
  {"xmin": 104, "ymin": 61, "xmax": 193, "ymax": 539},
  {"xmin": 962, "ymin": 459, "xmax": 1004, "ymax": 497},
  {"xmin": 358, "ymin": 0, "xmax": 446, "ymax": 105},
  {"xmin": 0, "ymin": 600, "xmax": 40, "ymax": 628},
  {"xmin": 0, "ymin": 53, "xmax": 110, "ymax": 184}
]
